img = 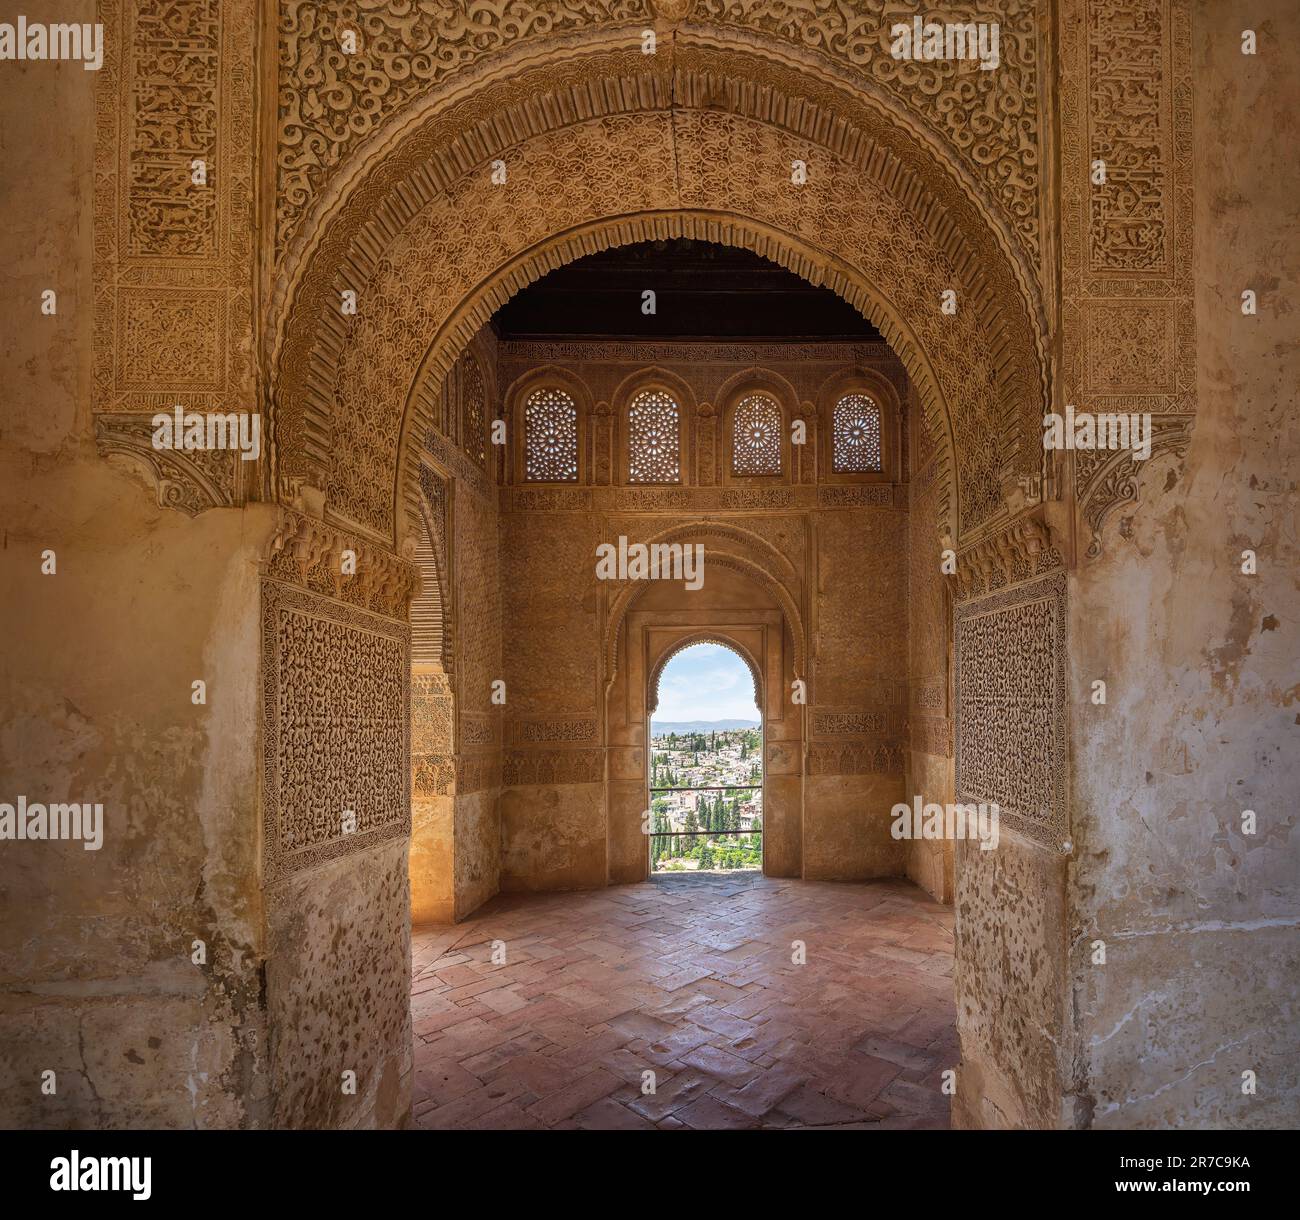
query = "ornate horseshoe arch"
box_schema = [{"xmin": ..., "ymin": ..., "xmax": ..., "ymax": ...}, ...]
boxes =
[{"xmin": 266, "ymin": 44, "xmax": 1050, "ymax": 557}]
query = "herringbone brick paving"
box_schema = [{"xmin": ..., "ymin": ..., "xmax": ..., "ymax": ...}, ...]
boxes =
[{"xmin": 411, "ymin": 873, "xmax": 956, "ymax": 1130}]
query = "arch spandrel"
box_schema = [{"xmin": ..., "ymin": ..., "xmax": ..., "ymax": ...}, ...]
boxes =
[
  {"xmin": 601, "ymin": 542, "xmax": 807, "ymax": 693},
  {"xmin": 271, "ymin": 46, "xmax": 1048, "ymax": 408},
  {"xmin": 622, "ymin": 517, "xmax": 802, "ymax": 589}
]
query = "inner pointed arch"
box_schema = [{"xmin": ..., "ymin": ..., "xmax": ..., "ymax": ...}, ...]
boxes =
[
  {"xmin": 648, "ymin": 635, "xmax": 763, "ymax": 720},
  {"xmin": 395, "ymin": 210, "xmax": 962, "ymax": 547}
]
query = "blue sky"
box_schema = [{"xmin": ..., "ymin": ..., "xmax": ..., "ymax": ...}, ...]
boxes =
[{"xmin": 653, "ymin": 643, "xmax": 759, "ymax": 723}]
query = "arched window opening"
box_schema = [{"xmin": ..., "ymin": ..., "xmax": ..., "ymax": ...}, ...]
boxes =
[
  {"xmin": 832, "ymin": 392, "xmax": 883, "ymax": 473},
  {"xmin": 731, "ymin": 392, "xmax": 783, "ymax": 476},
  {"xmin": 648, "ymin": 641, "xmax": 763, "ymax": 876},
  {"xmin": 523, "ymin": 386, "xmax": 578, "ymax": 482},
  {"xmin": 627, "ymin": 388, "xmax": 681, "ymax": 483}
]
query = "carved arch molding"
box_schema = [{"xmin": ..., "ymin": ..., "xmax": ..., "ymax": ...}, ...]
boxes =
[
  {"xmin": 91, "ymin": 1, "xmax": 1195, "ymax": 564},
  {"xmin": 267, "ymin": 45, "xmax": 1048, "ymax": 550}
]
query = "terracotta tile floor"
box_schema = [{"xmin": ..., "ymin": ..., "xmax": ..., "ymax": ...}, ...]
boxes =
[{"xmin": 410, "ymin": 873, "xmax": 956, "ymax": 1130}]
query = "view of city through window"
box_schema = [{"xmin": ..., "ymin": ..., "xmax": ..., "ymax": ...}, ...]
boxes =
[{"xmin": 649, "ymin": 643, "xmax": 762, "ymax": 873}]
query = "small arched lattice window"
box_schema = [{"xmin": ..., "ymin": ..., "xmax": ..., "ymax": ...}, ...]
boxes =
[
  {"xmin": 831, "ymin": 393, "xmax": 883, "ymax": 473},
  {"xmin": 523, "ymin": 386, "xmax": 578, "ymax": 482},
  {"xmin": 731, "ymin": 393, "xmax": 783, "ymax": 476},
  {"xmin": 462, "ymin": 354, "xmax": 486, "ymax": 468},
  {"xmin": 627, "ymin": 388, "xmax": 680, "ymax": 483}
]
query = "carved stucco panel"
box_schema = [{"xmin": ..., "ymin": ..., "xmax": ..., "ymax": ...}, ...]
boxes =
[
  {"xmin": 275, "ymin": 0, "xmax": 654, "ymax": 252},
  {"xmin": 511, "ymin": 718, "xmax": 600, "ymax": 744},
  {"xmin": 954, "ymin": 572, "xmax": 1068, "ymax": 849},
  {"xmin": 95, "ymin": 414, "xmax": 240, "ymax": 514},
  {"xmin": 411, "ymin": 669, "xmax": 453, "ymax": 755},
  {"xmin": 503, "ymin": 750, "xmax": 605, "ymax": 786},
  {"xmin": 691, "ymin": 0, "xmax": 1045, "ymax": 258},
  {"xmin": 807, "ymin": 741, "xmax": 905, "ymax": 776},
  {"xmin": 275, "ymin": 1, "xmax": 1045, "ymax": 268},
  {"xmin": 261, "ymin": 580, "xmax": 411, "ymax": 881},
  {"xmin": 1061, "ymin": 0, "xmax": 1195, "ymax": 416},
  {"xmin": 94, "ymin": 0, "xmax": 255, "ymax": 418},
  {"xmin": 265, "ymin": 509, "xmax": 419, "ymax": 619},
  {"xmin": 911, "ymin": 715, "xmax": 954, "ymax": 759},
  {"xmin": 1076, "ymin": 415, "xmax": 1194, "ymax": 558}
]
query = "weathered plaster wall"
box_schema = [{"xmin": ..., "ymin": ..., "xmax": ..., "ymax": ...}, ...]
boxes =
[
  {"xmin": 952, "ymin": 831, "xmax": 1068, "ymax": 1129},
  {"xmin": 454, "ymin": 789, "xmax": 503, "ymax": 917},
  {"xmin": 266, "ymin": 837, "xmax": 411, "ymax": 1129},
  {"xmin": 1067, "ymin": 0, "xmax": 1300, "ymax": 1128},
  {"xmin": 0, "ymin": 490, "xmax": 273, "ymax": 1129},
  {"xmin": 0, "ymin": 31, "xmax": 268, "ymax": 1127},
  {"xmin": 501, "ymin": 783, "xmax": 607, "ymax": 892}
]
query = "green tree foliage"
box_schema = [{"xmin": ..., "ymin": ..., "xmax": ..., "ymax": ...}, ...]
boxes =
[{"xmin": 649, "ymin": 724, "xmax": 764, "ymax": 872}]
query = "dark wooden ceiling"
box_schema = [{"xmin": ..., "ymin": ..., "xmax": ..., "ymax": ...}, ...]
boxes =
[{"xmin": 493, "ymin": 239, "xmax": 881, "ymax": 341}]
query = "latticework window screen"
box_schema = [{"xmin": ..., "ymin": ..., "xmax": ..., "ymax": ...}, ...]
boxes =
[
  {"xmin": 523, "ymin": 386, "xmax": 579, "ymax": 481},
  {"xmin": 731, "ymin": 393, "xmax": 782, "ymax": 476},
  {"xmin": 831, "ymin": 393, "xmax": 883, "ymax": 473},
  {"xmin": 627, "ymin": 388, "xmax": 680, "ymax": 483}
]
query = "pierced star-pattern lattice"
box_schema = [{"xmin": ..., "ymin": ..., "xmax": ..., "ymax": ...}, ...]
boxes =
[
  {"xmin": 524, "ymin": 387, "xmax": 578, "ymax": 482},
  {"xmin": 832, "ymin": 393, "xmax": 883, "ymax": 473},
  {"xmin": 732, "ymin": 393, "xmax": 783, "ymax": 476},
  {"xmin": 627, "ymin": 389, "xmax": 680, "ymax": 483}
]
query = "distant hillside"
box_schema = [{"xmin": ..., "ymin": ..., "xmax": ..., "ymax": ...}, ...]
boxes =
[{"xmin": 650, "ymin": 719, "xmax": 759, "ymax": 733}]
